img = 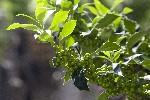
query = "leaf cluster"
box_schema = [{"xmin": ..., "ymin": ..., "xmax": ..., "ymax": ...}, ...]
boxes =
[{"xmin": 7, "ymin": 0, "xmax": 150, "ymax": 99}]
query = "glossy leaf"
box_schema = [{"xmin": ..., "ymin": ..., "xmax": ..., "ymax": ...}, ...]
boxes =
[
  {"xmin": 6, "ymin": 23, "xmax": 40, "ymax": 31},
  {"xmin": 96, "ymin": 14, "xmax": 119, "ymax": 28},
  {"xmin": 59, "ymin": 20, "xmax": 76, "ymax": 40},
  {"xmin": 94, "ymin": 0, "xmax": 109, "ymax": 15},
  {"xmin": 49, "ymin": 11, "xmax": 69, "ymax": 29},
  {"xmin": 127, "ymin": 32, "xmax": 147, "ymax": 50}
]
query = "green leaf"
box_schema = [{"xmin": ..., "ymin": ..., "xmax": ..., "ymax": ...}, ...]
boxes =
[
  {"xmin": 98, "ymin": 56, "xmax": 111, "ymax": 61},
  {"xmin": 35, "ymin": 0, "xmax": 54, "ymax": 8},
  {"xmin": 37, "ymin": 32, "xmax": 54, "ymax": 45},
  {"xmin": 16, "ymin": 14, "xmax": 36, "ymax": 22},
  {"xmin": 124, "ymin": 19, "xmax": 136, "ymax": 33},
  {"xmin": 92, "ymin": 16, "xmax": 102, "ymax": 25},
  {"xmin": 113, "ymin": 17, "xmax": 121, "ymax": 27},
  {"xmin": 97, "ymin": 90, "xmax": 108, "ymax": 100},
  {"xmin": 85, "ymin": 6, "xmax": 98, "ymax": 15},
  {"xmin": 142, "ymin": 59, "xmax": 150, "ymax": 71},
  {"xmin": 137, "ymin": 42, "xmax": 149, "ymax": 52},
  {"xmin": 111, "ymin": 0, "xmax": 123, "ymax": 10},
  {"xmin": 122, "ymin": 7, "xmax": 133, "ymax": 14},
  {"xmin": 80, "ymin": 3, "xmax": 93, "ymax": 12},
  {"xmin": 66, "ymin": 36, "xmax": 75, "ymax": 49},
  {"xmin": 102, "ymin": 51, "xmax": 111, "ymax": 58},
  {"xmin": 74, "ymin": 0, "xmax": 80, "ymax": 5},
  {"xmin": 59, "ymin": 20, "xmax": 76, "ymax": 40},
  {"xmin": 49, "ymin": 11, "xmax": 69, "ymax": 30},
  {"xmin": 127, "ymin": 32, "xmax": 147, "ymax": 50},
  {"xmin": 113, "ymin": 51, "xmax": 120, "ymax": 62},
  {"xmin": 64, "ymin": 71, "xmax": 71, "ymax": 84},
  {"xmin": 6, "ymin": 23, "xmax": 40, "ymax": 31},
  {"xmin": 60, "ymin": 1, "xmax": 73, "ymax": 10},
  {"xmin": 35, "ymin": 7, "xmax": 47, "ymax": 23},
  {"xmin": 94, "ymin": 0, "xmax": 110, "ymax": 15},
  {"xmin": 96, "ymin": 14, "xmax": 119, "ymax": 28},
  {"xmin": 116, "ymin": 36, "xmax": 127, "ymax": 45},
  {"xmin": 98, "ymin": 42, "xmax": 120, "ymax": 51}
]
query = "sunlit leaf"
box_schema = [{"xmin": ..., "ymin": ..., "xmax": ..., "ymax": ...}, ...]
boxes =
[
  {"xmin": 49, "ymin": 11, "xmax": 69, "ymax": 29},
  {"xmin": 94, "ymin": 0, "xmax": 110, "ymax": 15},
  {"xmin": 59, "ymin": 20, "xmax": 76, "ymax": 40},
  {"xmin": 113, "ymin": 17, "xmax": 121, "ymax": 27},
  {"xmin": 113, "ymin": 51, "xmax": 120, "ymax": 61},
  {"xmin": 103, "ymin": 51, "xmax": 111, "ymax": 58},
  {"xmin": 44, "ymin": 9, "xmax": 55, "ymax": 23},
  {"xmin": 85, "ymin": 6, "xmax": 98, "ymax": 15},
  {"xmin": 35, "ymin": 7, "xmax": 47, "ymax": 23},
  {"xmin": 111, "ymin": 0, "xmax": 123, "ymax": 10},
  {"xmin": 122, "ymin": 7, "xmax": 133, "ymax": 14},
  {"xmin": 92, "ymin": 16, "xmax": 102, "ymax": 25},
  {"xmin": 6, "ymin": 23, "xmax": 40, "ymax": 31},
  {"xmin": 98, "ymin": 56, "xmax": 111, "ymax": 61},
  {"xmin": 74, "ymin": 0, "xmax": 80, "ymax": 5},
  {"xmin": 80, "ymin": 3, "xmax": 93, "ymax": 12},
  {"xmin": 66, "ymin": 36, "xmax": 75, "ymax": 49},
  {"xmin": 60, "ymin": 1, "xmax": 73, "ymax": 10},
  {"xmin": 37, "ymin": 32, "xmax": 54, "ymax": 45},
  {"xmin": 35, "ymin": 0, "xmax": 54, "ymax": 8},
  {"xmin": 97, "ymin": 42, "xmax": 120, "ymax": 52}
]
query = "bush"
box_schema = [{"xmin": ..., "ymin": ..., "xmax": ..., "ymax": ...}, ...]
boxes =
[{"xmin": 7, "ymin": 0, "xmax": 150, "ymax": 99}]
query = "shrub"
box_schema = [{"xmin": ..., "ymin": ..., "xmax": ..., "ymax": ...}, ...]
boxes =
[{"xmin": 7, "ymin": 0, "xmax": 150, "ymax": 99}]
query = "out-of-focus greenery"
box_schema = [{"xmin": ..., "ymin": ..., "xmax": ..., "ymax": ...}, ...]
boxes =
[
  {"xmin": 101, "ymin": 0, "xmax": 150, "ymax": 30},
  {"xmin": 0, "ymin": 0, "xmax": 34, "ymax": 61}
]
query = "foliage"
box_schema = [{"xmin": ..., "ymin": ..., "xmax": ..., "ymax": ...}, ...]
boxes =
[{"xmin": 7, "ymin": 0, "xmax": 150, "ymax": 99}]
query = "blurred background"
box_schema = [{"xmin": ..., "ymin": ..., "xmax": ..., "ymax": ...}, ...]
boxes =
[{"xmin": 0, "ymin": 0, "xmax": 150, "ymax": 100}]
